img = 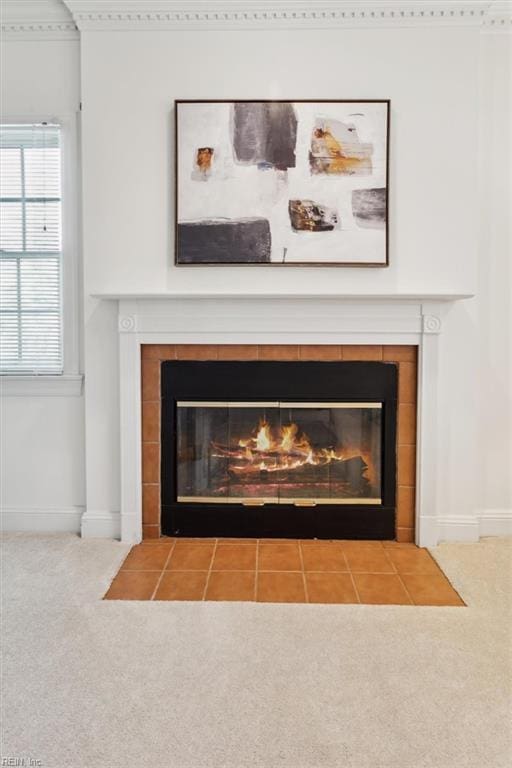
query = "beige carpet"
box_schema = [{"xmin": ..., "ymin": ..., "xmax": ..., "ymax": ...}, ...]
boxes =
[{"xmin": 1, "ymin": 533, "xmax": 511, "ymax": 768}]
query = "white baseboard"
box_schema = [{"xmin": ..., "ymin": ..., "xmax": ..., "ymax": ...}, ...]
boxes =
[
  {"xmin": 437, "ymin": 510, "xmax": 512, "ymax": 543},
  {"xmin": 437, "ymin": 515, "xmax": 480, "ymax": 543},
  {"xmin": 81, "ymin": 509, "xmax": 121, "ymax": 539},
  {"xmin": 1, "ymin": 506, "xmax": 84, "ymax": 533},
  {"xmin": 478, "ymin": 509, "xmax": 512, "ymax": 537},
  {"xmin": 2, "ymin": 507, "xmax": 509, "ymax": 543}
]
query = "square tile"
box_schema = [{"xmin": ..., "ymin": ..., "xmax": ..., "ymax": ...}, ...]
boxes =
[
  {"xmin": 387, "ymin": 548, "xmax": 440, "ymax": 575},
  {"xmin": 257, "ymin": 572, "xmax": 306, "ymax": 603},
  {"xmin": 205, "ymin": 571, "xmax": 256, "ymax": 601},
  {"xmin": 175, "ymin": 538, "xmax": 217, "ymax": 544},
  {"xmin": 121, "ymin": 544, "xmax": 171, "ymax": 571},
  {"xmin": 396, "ymin": 486, "xmax": 415, "ymax": 528},
  {"xmin": 344, "ymin": 547, "xmax": 395, "ymax": 573},
  {"xmin": 398, "ymin": 362, "xmax": 417, "ymax": 403},
  {"xmin": 142, "ymin": 484, "xmax": 159, "ymax": 525},
  {"xmin": 299, "ymin": 538, "xmax": 335, "ymax": 545},
  {"xmin": 397, "ymin": 445, "xmax": 416, "ymax": 486},
  {"xmin": 154, "ymin": 571, "xmax": 208, "ymax": 600},
  {"xmin": 258, "ymin": 345, "xmax": 299, "ymax": 360},
  {"xmin": 217, "ymin": 345, "xmax": 259, "ymax": 360},
  {"xmin": 306, "ymin": 573, "xmax": 358, "ymax": 604},
  {"xmin": 353, "ymin": 574, "xmax": 411, "ymax": 605},
  {"xmin": 396, "ymin": 527, "xmax": 415, "ymax": 543},
  {"xmin": 142, "ymin": 344, "xmax": 176, "ymax": 360},
  {"xmin": 401, "ymin": 574, "xmax": 464, "ymax": 606},
  {"xmin": 260, "ymin": 538, "xmax": 298, "ymax": 544},
  {"xmin": 342, "ymin": 345, "xmax": 383, "ymax": 361},
  {"xmin": 216, "ymin": 538, "xmax": 258, "ymax": 544},
  {"xmin": 142, "ymin": 401, "xmax": 160, "ymax": 442},
  {"xmin": 339, "ymin": 540, "xmax": 384, "ymax": 550},
  {"xmin": 141, "ymin": 359, "xmax": 160, "ymax": 401},
  {"xmin": 298, "ymin": 346, "xmax": 341, "ymax": 361},
  {"xmin": 301, "ymin": 544, "xmax": 348, "ymax": 572},
  {"xmin": 104, "ymin": 571, "xmax": 160, "ymax": 600},
  {"xmin": 398, "ymin": 403, "xmax": 416, "ymax": 446},
  {"xmin": 142, "ymin": 524, "xmax": 160, "ymax": 540},
  {"xmin": 175, "ymin": 344, "xmax": 218, "ymax": 360},
  {"xmin": 212, "ymin": 544, "xmax": 256, "ymax": 570},
  {"xmin": 142, "ymin": 442, "xmax": 160, "ymax": 484},
  {"xmin": 167, "ymin": 543, "xmax": 215, "ymax": 570},
  {"xmin": 382, "ymin": 345, "xmax": 417, "ymax": 362},
  {"xmin": 258, "ymin": 542, "xmax": 302, "ymax": 571}
]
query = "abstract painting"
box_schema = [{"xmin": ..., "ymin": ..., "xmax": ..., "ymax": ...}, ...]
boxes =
[{"xmin": 175, "ymin": 100, "xmax": 389, "ymax": 266}]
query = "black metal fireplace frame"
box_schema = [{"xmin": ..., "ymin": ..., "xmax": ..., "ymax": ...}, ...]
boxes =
[{"xmin": 161, "ymin": 361, "xmax": 397, "ymax": 539}]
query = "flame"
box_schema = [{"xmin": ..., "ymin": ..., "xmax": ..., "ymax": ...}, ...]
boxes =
[
  {"xmin": 250, "ymin": 420, "xmax": 315, "ymax": 460},
  {"xmin": 279, "ymin": 423, "xmax": 298, "ymax": 453},
  {"xmin": 212, "ymin": 419, "xmax": 362, "ymax": 477},
  {"xmin": 207, "ymin": 417, "xmax": 378, "ymax": 501},
  {"xmin": 321, "ymin": 447, "xmax": 344, "ymax": 462},
  {"xmin": 255, "ymin": 420, "xmax": 272, "ymax": 452}
]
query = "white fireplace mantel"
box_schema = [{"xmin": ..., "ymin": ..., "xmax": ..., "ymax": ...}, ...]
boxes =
[
  {"xmin": 93, "ymin": 291, "xmax": 472, "ymax": 302},
  {"xmin": 90, "ymin": 291, "xmax": 473, "ymax": 547}
]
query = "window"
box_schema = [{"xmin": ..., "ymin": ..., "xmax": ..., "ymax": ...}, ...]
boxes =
[{"xmin": 0, "ymin": 124, "xmax": 63, "ymax": 374}]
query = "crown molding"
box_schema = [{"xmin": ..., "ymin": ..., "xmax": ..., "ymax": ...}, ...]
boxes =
[
  {"xmin": 3, "ymin": 1, "xmax": 509, "ymax": 36},
  {"xmin": 482, "ymin": 0, "xmax": 512, "ymax": 31},
  {"xmin": 1, "ymin": 0, "xmax": 79, "ymax": 40},
  {"xmin": 1, "ymin": 23, "xmax": 79, "ymax": 41},
  {"xmin": 61, "ymin": 1, "xmax": 509, "ymax": 31}
]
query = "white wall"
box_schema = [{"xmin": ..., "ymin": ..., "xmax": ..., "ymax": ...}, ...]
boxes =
[
  {"xmin": 477, "ymin": 32, "xmax": 512, "ymax": 525},
  {"xmin": 0, "ymin": 395, "xmax": 85, "ymax": 530},
  {"xmin": 0, "ymin": 39, "xmax": 85, "ymax": 531}
]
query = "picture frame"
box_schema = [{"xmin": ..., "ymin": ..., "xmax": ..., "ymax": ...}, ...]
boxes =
[{"xmin": 175, "ymin": 99, "xmax": 390, "ymax": 267}]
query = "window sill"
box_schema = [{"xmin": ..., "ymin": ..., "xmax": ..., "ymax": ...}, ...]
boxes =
[{"xmin": 0, "ymin": 374, "xmax": 83, "ymax": 397}]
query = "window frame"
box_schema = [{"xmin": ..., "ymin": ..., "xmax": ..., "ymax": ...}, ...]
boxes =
[{"xmin": 1, "ymin": 113, "xmax": 82, "ymax": 396}]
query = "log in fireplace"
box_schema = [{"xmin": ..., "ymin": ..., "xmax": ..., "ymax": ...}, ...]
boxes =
[{"xmin": 161, "ymin": 361, "xmax": 397, "ymax": 539}]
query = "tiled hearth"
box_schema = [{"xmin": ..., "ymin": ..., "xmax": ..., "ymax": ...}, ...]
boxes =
[{"xmin": 105, "ymin": 538, "xmax": 464, "ymax": 606}]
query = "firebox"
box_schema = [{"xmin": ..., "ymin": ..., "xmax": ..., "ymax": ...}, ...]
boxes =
[{"xmin": 161, "ymin": 361, "xmax": 397, "ymax": 539}]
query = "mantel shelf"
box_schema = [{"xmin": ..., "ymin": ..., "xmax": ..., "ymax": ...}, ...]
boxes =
[{"xmin": 92, "ymin": 292, "xmax": 474, "ymax": 302}]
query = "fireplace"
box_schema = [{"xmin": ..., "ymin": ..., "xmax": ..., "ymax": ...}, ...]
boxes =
[
  {"xmin": 161, "ymin": 360, "xmax": 397, "ymax": 539},
  {"xmin": 91, "ymin": 292, "xmax": 462, "ymax": 546}
]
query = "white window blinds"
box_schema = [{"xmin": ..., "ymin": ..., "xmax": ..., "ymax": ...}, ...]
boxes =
[{"xmin": 0, "ymin": 124, "xmax": 63, "ymax": 374}]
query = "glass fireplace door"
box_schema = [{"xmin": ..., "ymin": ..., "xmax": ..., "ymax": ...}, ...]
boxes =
[{"xmin": 176, "ymin": 401, "xmax": 382, "ymax": 505}]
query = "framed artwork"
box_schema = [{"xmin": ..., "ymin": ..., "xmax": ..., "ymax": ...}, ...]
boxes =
[{"xmin": 175, "ymin": 100, "xmax": 389, "ymax": 267}]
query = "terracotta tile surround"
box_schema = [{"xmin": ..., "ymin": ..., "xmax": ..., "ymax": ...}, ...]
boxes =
[
  {"xmin": 141, "ymin": 344, "xmax": 418, "ymax": 542},
  {"xmin": 104, "ymin": 539, "xmax": 464, "ymax": 606}
]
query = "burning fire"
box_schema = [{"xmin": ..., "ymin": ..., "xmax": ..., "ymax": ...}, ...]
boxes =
[
  {"xmin": 212, "ymin": 419, "xmax": 352, "ymax": 476},
  {"xmin": 254, "ymin": 421, "xmax": 272, "ymax": 452}
]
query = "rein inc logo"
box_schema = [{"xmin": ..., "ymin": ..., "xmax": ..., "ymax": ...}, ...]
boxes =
[{"xmin": 2, "ymin": 759, "xmax": 42, "ymax": 766}]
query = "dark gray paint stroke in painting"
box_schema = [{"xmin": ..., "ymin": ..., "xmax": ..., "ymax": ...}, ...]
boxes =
[
  {"xmin": 352, "ymin": 188, "xmax": 386, "ymax": 229},
  {"xmin": 233, "ymin": 102, "xmax": 297, "ymax": 170},
  {"xmin": 177, "ymin": 218, "xmax": 271, "ymax": 263}
]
